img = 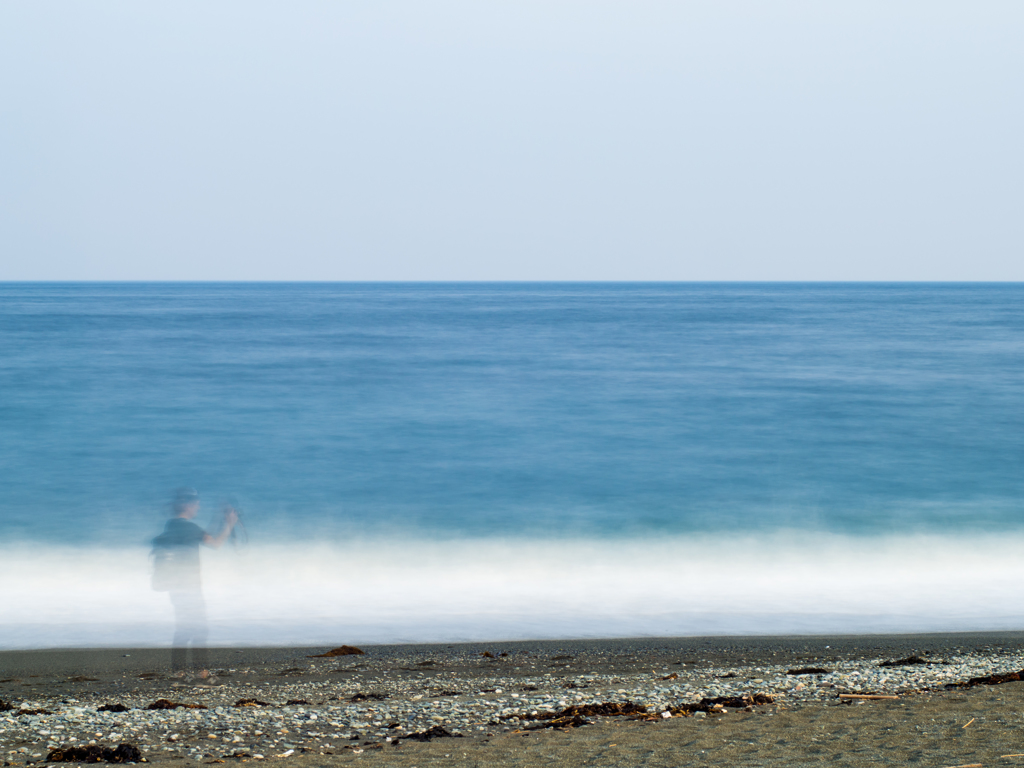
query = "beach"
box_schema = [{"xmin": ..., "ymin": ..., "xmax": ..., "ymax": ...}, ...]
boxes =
[{"xmin": 5, "ymin": 633, "xmax": 1024, "ymax": 766}]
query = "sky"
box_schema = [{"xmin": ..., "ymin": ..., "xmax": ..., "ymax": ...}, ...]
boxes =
[{"xmin": 1, "ymin": 1, "xmax": 1022, "ymax": 281}]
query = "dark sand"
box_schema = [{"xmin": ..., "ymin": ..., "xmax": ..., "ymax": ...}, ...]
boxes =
[
  {"xmin": 5, "ymin": 632, "xmax": 1023, "ymax": 680},
  {"xmin": 5, "ymin": 633, "xmax": 1024, "ymax": 767}
]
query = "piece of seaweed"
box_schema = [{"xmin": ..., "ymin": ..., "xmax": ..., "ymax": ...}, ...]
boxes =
[{"xmin": 48, "ymin": 744, "xmax": 142, "ymax": 763}]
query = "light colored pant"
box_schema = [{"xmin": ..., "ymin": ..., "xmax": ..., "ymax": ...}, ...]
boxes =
[{"xmin": 169, "ymin": 590, "xmax": 208, "ymax": 670}]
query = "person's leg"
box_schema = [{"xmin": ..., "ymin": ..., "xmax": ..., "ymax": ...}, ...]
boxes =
[
  {"xmin": 169, "ymin": 591, "xmax": 189, "ymax": 672},
  {"xmin": 191, "ymin": 593, "xmax": 209, "ymax": 671},
  {"xmin": 170, "ymin": 590, "xmax": 209, "ymax": 671}
]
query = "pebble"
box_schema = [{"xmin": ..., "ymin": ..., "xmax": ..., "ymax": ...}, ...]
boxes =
[{"xmin": 0, "ymin": 648, "xmax": 1017, "ymax": 762}]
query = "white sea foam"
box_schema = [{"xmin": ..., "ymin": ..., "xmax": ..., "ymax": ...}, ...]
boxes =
[{"xmin": 2, "ymin": 534, "xmax": 1023, "ymax": 649}]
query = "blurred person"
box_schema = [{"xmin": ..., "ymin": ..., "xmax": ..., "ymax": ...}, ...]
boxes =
[
  {"xmin": 221, "ymin": 497, "xmax": 248, "ymax": 547},
  {"xmin": 151, "ymin": 487, "xmax": 237, "ymax": 681}
]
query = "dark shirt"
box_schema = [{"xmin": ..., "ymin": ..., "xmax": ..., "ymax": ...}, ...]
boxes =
[
  {"xmin": 153, "ymin": 517, "xmax": 206, "ymax": 589},
  {"xmin": 160, "ymin": 517, "xmax": 206, "ymax": 549}
]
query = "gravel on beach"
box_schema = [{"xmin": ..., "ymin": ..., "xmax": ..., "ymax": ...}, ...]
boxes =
[{"xmin": 5, "ymin": 634, "xmax": 1024, "ymax": 767}]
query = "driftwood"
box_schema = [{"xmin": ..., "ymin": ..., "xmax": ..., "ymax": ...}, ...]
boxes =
[
  {"xmin": 97, "ymin": 704, "xmax": 129, "ymax": 713},
  {"xmin": 787, "ymin": 667, "xmax": 831, "ymax": 675},
  {"xmin": 838, "ymin": 694, "xmax": 899, "ymax": 700}
]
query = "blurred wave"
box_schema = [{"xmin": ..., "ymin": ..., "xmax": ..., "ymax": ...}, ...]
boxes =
[{"xmin": 2, "ymin": 534, "xmax": 1023, "ymax": 649}]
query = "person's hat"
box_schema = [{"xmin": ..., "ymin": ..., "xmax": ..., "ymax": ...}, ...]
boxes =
[{"xmin": 174, "ymin": 487, "xmax": 200, "ymax": 504}]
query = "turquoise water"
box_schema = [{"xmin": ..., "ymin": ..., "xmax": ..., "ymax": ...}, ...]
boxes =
[
  {"xmin": 3, "ymin": 282, "xmax": 1024, "ymax": 647},
  {"xmin": 4, "ymin": 280, "xmax": 1019, "ymax": 540},
  {"xmin": 2, "ymin": 282, "xmax": 1022, "ymax": 542}
]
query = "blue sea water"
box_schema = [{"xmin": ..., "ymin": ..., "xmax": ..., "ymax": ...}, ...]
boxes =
[
  {"xmin": 2, "ymin": 282, "xmax": 1024, "ymax": 647},
  {"xmin": 3, "ymin": 282, "xmax": 1023, "ymax": 541}
]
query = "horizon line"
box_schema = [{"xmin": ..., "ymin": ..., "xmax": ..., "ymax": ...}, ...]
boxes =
[{"xmin": 2, "ymin": 279, "xmax": 1023, "ymax": 285}]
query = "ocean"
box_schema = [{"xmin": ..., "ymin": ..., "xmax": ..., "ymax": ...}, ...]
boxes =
[{"xmin": 2, "ymin": 282, "xmax": 1023, "ymax": 649}]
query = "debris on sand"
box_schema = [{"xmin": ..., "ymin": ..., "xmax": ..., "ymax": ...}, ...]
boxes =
[
  {"xmin": 97, "ymin": 704, "xmax": 130, "ymax": 712},
  {"xmin": 787, "ymin": 667, "xmax": 832, "ymax": 675},
  {"xmin": 47, "ymin": 744, "xmax": 142, "ymax": 763},
  {"xmin": 146, "ymin": 699, "xmax": 208, "ymax": 710},
  {"xmin": 234, "ymin": 698, "xmax": 271, "ymax": 707},
  {"xmin": 880, "ymin": 656, "xmax": 929, "ymax": 667},
  {"xmin": 480, "ymin": 651, "xmax": 495, "ymax": 658},
  {"xmin": 401, "ymin": 725, "xmax": 463, "ymax": 742},
  {"xmin": 640, "ymin": 693, "xmax": 775, "ymax": 719},
  {"xmin": 700, "ymin": 693, "xmax": 775, "ymax": 709},
  {"xmin": 520, "ymin": 701, "xmax": 648, "ymax": 721},
  {"xmin": 350, "ymin": 693, "xmax": 388, "ymax": 702},
  {"xmin": 309, "ymin": 645, "xmax": 364, "ymax": 657},
  {"xmin": 524, "ymin": 715, "xmax": 590, "ymax": 730},
  {"xmin": 953, "ymin": 669, "xmax": 1024, "ymax": 688},
  {"xmin": 517, "ymin": 701, "xmax": 648, "ymax": 729},
  {"xmin": 285, "ymin": 699, "xmax": 312, "ymax": 705}
]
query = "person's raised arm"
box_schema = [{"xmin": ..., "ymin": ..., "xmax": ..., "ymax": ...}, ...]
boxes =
[{"xmin": 203, "ymin": 508, "xmax": 239, "ymax": 549}]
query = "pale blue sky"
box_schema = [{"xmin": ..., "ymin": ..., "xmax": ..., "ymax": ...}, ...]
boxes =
[{"xmin": 1, "ymin": 1, "xmax": 1021, "ymax": 280}]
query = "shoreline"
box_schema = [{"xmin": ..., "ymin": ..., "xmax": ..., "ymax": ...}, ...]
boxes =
[
  {"xmin": 4, "ymin": 632, "xmax": 1024, "ymax": 765},
  {"xmin": 6, "ymin": 629, "xmax": 1024, "ymax": 673}
]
